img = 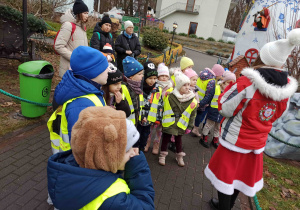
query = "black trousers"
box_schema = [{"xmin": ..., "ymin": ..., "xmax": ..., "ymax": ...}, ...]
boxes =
[
  {"xmin": 218, "ymin": 190, "xmax": 240, "ymax": 210},
  {"xmin": 134, "ymin": 124, "xmax": 151, "ymax": 151}
]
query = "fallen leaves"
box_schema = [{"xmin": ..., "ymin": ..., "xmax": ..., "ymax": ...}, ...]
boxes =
[
  {"xmin": 284, "ymin": 178, "xmax": 294, "ymax": 186},
  {"xmin": 1, "ymin": 102, "xmax": 15, "ymax": 107}
]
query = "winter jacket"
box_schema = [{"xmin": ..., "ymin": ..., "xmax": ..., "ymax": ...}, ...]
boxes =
[
  {"xmin": 55, "ymin": 9, "xmax": 88, "ymax": 77},
  {"xmin": 54, "ymin": 70, "xmax": 105, "ymax": 140},
  {"xmin": 198, "ymin": 69, "xmax": 216, "ymax": 108},
  {"xmin": 122, "ymin": 82, "xmax": 140, "ymax": 127},
  {"xmin": 47, "ymin": 150, "xmax": 155, "ymax": 210},
  {"xmin": 110, "ymin": 98, "xmax": 131, "ymax": 118},
  {"xmin": 115, "ymin": 33, "xmax": 141, "ymax": 72},
  {"xmin": 162, "ymin": 93, "xmax": 197, "ymax": 136},
  {"xmin": 90, "ymin": 23, "xmax": 115, "ymax": 53},
  {"xmin": 218, "ymin": 67, "xmax": 298, "ymax": 152},
  {"xmin": 207, "ymin": 106, "xmax": 223, "ymax": 123},
  {"xmin": 141, "ymin": 83, "xmax": 163, "ymax": 126}
]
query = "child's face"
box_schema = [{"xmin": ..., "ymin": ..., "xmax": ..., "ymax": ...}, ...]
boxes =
[
  {"xmin": 223, "ymin": 79, "xmax": 235, "ymax": 88},
  {"xmin": 158, "ymin": 75, "xmax": 169, "ymax": 82},
  {"xmin": 129, "ymin": 70, "xmax": 144, "ymax": 82},
  {"xmin": 182, "ymin": 65, "xmax": 194, "ymax": 73},
  {"xmin": 215, "ymin": 75, "xmax": 222, "ymax": 81},
  {"xmin": 179, "ymin": 83, "xmax": 190, "ymax": 95},
  {"xmin": 190, "ymin": 75, "xmax": 198, "ymax": 88},
  {"xmin": 91, "ymin": 67, "xmax": 109, "ymax": 85},
  {"xmin": 145, "ymin": 76, "xmax": 157, "ymax": 86},
  {"xmin": 118, "ymin": 147, "xmax": 139, "ymax": 170},
  {"xmin": 109, "ymin": 81, "xmax": 122, "ymax": 93}
]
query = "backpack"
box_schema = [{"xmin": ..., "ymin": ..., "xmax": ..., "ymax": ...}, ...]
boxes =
[
  {"xmin": 90, "ymin": 32, "xmax": 113, "ymax": 46},
  {"xmin": 54, "ymin": 22, "xmax": 76, "ymax": 55}
]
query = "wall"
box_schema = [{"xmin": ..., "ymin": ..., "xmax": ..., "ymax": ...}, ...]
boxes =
[{"xmin": 157, "ymin": 0, "xmax": 230, "ymax": 40}]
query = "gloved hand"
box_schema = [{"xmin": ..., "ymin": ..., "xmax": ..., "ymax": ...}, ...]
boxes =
[{"xmin": 185, "ymin": 129, "xmax": 191, "ymax": 134}]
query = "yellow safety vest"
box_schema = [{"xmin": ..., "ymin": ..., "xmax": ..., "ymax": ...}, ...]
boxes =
[
  {"xmin": 47, "ymin": 94, "xmax": 105, "ymax": 154},
  {"xmin": 144, "ymin": 87, "xmax": 162, "ymax": 123},
  {"xmin": 121, "ymin": 84, "xmax": 144, "ymax": 124},
  {"xmin": 211, "ymin": 84, "xmax": 221, "ymax": 108},
  {"xmin": 162, "ymin": 95, "xmax": 198, "ymax": 130},
  {"xmin": 171, "ymin": 75, "xmax": 176, "ymax": 87},
  {"xmin": 162, "ymin": 87, "xmax": 173, "ymax": 101},
  {"xmin": 196, "ymin": 78, "xmax": 213, "ymax": 101},
  {"xmin": 80, "ymin": 178, "xmax": 130, "ymax": 210}
]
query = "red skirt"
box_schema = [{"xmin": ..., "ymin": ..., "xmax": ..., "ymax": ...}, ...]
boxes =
[{"xmin": 204, "ymin": 144, "xmax": 264, "ymax": 197}]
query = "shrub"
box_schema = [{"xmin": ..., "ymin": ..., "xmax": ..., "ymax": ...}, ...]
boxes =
[
  {"xmin": 198, "ymin": 37, "xmax": 204, "ymax": 40},
  {"xmin": 178, "ymin": 32, "xmax": 188, "ymax": 36},
  {"xmin": 227, "ymin": 41, "xmax": 235, "ymax": 44},
  {"xmin": 211, "ymin": 47, "xmax": 218, "ymax": 51},
  {"xmin": 206, "ymin": 50, "xmax": 215, "ymax": 55},
  {"xmin": 216, "ymin": 52, "xmax": 224, "ymax": 57},
  {"xmin": 222, "ymin": 48, "xmax": 230, "ymax": 52},
  {"xmin": 169, "ymin": 31, "xmax": 177, "ymax": 35},
  {"xmin": 224, "ymin": 54, "xmax": 231, "ymax": 58},
  {"xmin": 143, "ymin": 28, "xmax": 168, "ymax": 51},
  {"xmin": 206, "ymin": 37, "xmax": 216, "ymax": 41},
  {"xmin": 189, "ymin": 34, "xmax": 197, "ymax": 38},
  {"xmin": 218, "ymin": 39, "xmax": 225, "ymax": 43},
  {"xmin": 162, "ymin": 29, "xmax": 169, "ymax": 33}
]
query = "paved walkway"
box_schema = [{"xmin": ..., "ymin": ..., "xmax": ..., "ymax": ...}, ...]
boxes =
[{"xmin": 0, "ymin": 122, "xmax": 251, "ymax": 210}]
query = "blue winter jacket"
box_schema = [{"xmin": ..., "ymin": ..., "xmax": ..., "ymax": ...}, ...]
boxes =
[
  {"xmin": 206, "ymin": 106, "xmax": 223, "ymax": 123},
  {"xmin": 47, "ymin": 150, "xmax": 155, "ymax": 210},
  {"xmin": 54, "ymin": 70, "xmax": 105, "ymax": 140},
  {"xmin": 199, "ymin": 69, "xmax": 216, "ymax": 108}
]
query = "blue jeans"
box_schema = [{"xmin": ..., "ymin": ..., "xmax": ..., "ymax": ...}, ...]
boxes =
[{"xmin": 194, "ymin": 107, "xmax": 208, "ymax": 127}]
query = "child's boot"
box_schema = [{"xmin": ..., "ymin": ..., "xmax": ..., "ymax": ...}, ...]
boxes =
[
  {"xmin": 159, "ymin": 151, "xmax": 168, "ymax": 166},
  {"xmin": 191, "ymin": 126, "xmax": 201, "ymax": 137},
  {"xmin": 176, "ymin": 152, "xmax": 186, "ymax": 167},
  {"xmin": 152, "ymin": 140, "xmax": 160, "ymax": 155},
  {"xmin": 199, "ymin": 135, "xmax": 209, "ymax": 148},
  {"xmin": 144, "ymin": 138, "xmax": 151, "ymax": 152},
  {"xmin": 212, "ymin": 137, "xmax": 219, "ymax": 149}
]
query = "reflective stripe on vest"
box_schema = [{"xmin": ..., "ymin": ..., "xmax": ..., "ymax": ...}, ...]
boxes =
[
  {"xmin": 211, "ymin": 84, "xmax": 221, "ymax": 108},
  {"xmin": 80, "ymin": 178, "xmax": 130, "ymax": 210},
  {"xmin": 171, "ymin": 75, "xmax": 176, "ymax": 86},
  {"xmin": 147, "ymin": 87, "xmax": 162, "ymax": 123},
  {"xmin": 162, "ymin": 96, "xmax": 197, "ymax": 130},
  {"xmin": 47, "ymin": 94, "xmax": 104, "ymax": 154},
  {"xmin": 196, "ymin": 78, "xmax": 213, "ymax": 100},
  {"xmin": 121, "ymin": 85, "xmax": 144, "ymax": 124}
]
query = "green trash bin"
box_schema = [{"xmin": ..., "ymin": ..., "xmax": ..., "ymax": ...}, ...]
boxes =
[{"xmin": 18, "ymin": 60, "xmax": 54, "ymax": 118}]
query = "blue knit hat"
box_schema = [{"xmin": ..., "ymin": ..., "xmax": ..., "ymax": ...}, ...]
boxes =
[
  {"xmin": 122, "ymin": 56, "xmax": 144, "ymax": 77},
  {"xmin": 70, "ymin": 46, "xmax": 108, "ymax": 79}
]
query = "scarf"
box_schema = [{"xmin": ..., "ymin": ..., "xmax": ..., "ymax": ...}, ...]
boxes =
[
  {"xmin": 172, "ymin": 88, "xmax": 195, "ymax": 103},
  {"xmin": 157, "ymin": 80, "xmax": 173, "ymax": 89},
  {"xmin": 143, "ymin": 82, "xmax": 156, "ymax": 96},
  {"xmin": 124, "ymin": 31, "xmax": 133, "ymax": 39},
  {"xmin": 125, "ymin": 77, "xmax": 143, "ymax": 95}
]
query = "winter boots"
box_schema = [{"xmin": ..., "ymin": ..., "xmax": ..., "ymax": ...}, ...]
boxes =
[
  {"xmin": 199, "ymin": 135, "xmax": 209, "ymax": 148},
  {"xmin": 158, "ymin": 151, "xmax": 168, "ymax": 166},
  {"xmin": 212, "ymin": 137, "xmax": 219, "ymax": 149},
  {"xmin": 176, "ymin": 152, "xmax": 186, "ymax": 167},
  {"xmin": 152, "ymin": 141, "xmax": 160, "ymax": 155},
  {"xmin": 191, "ymin": 126, "xmax": 201, "ymax": 137},
  {"xmin": 144, "ymin": 138, "xmax": 151, "ymax": 152}
]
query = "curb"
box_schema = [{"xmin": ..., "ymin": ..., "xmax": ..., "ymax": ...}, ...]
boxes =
[{"xmin": 183, "ymin": 46, "xmax": 229, "ymax": 60}]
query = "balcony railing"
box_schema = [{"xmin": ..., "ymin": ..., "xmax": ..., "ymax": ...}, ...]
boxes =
[{"xmin": 159, "ymin": 2, "xmax": 200, "ymax": 19}]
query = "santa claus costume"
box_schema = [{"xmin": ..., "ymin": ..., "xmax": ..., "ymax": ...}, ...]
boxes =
[{"xmin": 205, "ymin": 28, "xmax": 299, "ymax": 210}]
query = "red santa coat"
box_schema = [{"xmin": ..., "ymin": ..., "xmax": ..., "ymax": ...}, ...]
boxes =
[{"xmin": 205, "ymin": 67, "xmax": 298, "ymax": 197}]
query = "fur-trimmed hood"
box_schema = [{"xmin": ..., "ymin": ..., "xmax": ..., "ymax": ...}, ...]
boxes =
[{"xmin": 241, "ymin": 67, "xmax": 298, "ymax": 101}]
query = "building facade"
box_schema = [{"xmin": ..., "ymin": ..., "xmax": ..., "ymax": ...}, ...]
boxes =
[{"xmin": 156, "ymin": 0, "xmax": 234, "ymax": 40}]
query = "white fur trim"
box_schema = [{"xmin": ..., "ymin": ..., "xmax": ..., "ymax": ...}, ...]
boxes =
[
  {"xmin": 219, "ymin": 138, "xmax": 265, "ymax": 154},
  {"xmin": 288, "ymin": 28, "xmax": 300, "ymax": 45},
  {"xmin": 241, "ymin": 68, "xmax": 298, "ymax": 101},
  {"xmin": 204, "ymin": 165, "xmax": 264, "ymax": 197}
]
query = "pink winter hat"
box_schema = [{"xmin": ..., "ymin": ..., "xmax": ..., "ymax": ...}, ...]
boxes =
[
  {"xmin": 157, "ymin": 63, "xmax": 169, "ymax": 77},
  {"xmin": 184, "ymin": 68, "xmax": 198, "ymax": 79},
  {"xmin": 212, "ymin": 64, "xmax": 225, "ymax": 76},
  {"xmin": 222, "ymin": 71, "xmax": 236, "ymax": 82}
]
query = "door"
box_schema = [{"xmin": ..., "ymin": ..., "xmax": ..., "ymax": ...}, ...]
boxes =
[
  {"xmin": 188, "ymin": 22, "xmax": 198, "ymax": 35},
  {"xmin": 186, "ymin": 0, "xmax": 195, "ymax": 12}
]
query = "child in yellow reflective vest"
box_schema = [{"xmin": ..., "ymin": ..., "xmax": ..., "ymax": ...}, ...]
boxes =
[
  {"xmin": 201, "ymin": 71, "xmax": 236, "ymax": 149},
  {"xmin": 159, "ymin": 72, "xmax": 197, "ymax": 167},
  {"xmin": 144, "ymin": 63, "xmax": 173, "ymax": 154},
  {"xmin": 47, "ymin": 106, "xmax": 155, "ymax": 209},
  {"xmin": 138, "ymin": 61, "xmax": 161, "ymax": 152}
]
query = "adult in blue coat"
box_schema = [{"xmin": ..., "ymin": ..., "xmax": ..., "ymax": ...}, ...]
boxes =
[
  {"xmin": 48, "ymin": 106, "xmax": 155, "ymax": 209},
  {"xmin": 54, "ymin": 46, "xmax": 109, "ymax": 140}
]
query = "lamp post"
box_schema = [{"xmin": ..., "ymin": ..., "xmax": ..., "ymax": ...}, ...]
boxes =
[
  {"xmin": 169, "ymin": 22, "xmax": 178, "ymax": 55},
  {"xmin": 22, "ymin": 0, "xmax": 29, "ymax": 61}
]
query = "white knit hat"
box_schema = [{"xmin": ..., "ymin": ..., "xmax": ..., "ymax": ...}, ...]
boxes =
[
  {"xmin": 124, "ymin": 20, "xmax": 134, "ymax": 30},
  {"xmin": 175, "ymin": 71, "xmax": 190, "ymax": 90},
  {"xmin": 260, "ymin": 28, "xmax": 300, "ymax": 69},
  {"xmin": 157, "ymin": 63, "xmax": 169, "ymax": 77}
]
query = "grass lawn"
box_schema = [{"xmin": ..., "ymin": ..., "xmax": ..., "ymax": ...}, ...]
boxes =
[
  {"xmin": 257, "ymin": 155, "xmax": 300, "ymax": 209},
  {"xmin": 45, "ymin": 20, "xmax": 62, "ymax": 32}
]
